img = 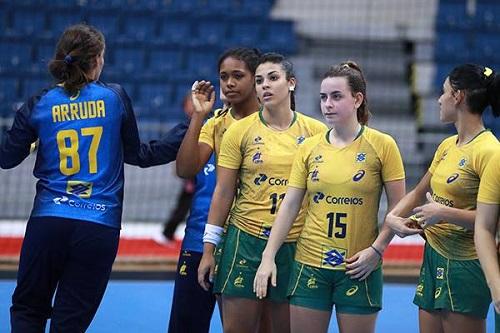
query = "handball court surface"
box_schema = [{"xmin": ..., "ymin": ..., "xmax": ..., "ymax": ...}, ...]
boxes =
[{"xmin": 0, "ymin": 224, "xmax": 496, "ymax": 331}]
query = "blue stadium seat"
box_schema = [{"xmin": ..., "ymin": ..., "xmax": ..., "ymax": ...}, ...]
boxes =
[
  {"xmin": 0, "ymin": 77, "xmax": 19, "ymax": 104},
  {"xmin": 49, "ymin": 11, "xmax": 85, "ymax": 35},
  {"xmin": 113, "ymin": 47, "xmax": 146, "ymax": 73},
  {"xmin": 21, "ymin": 77, "xmax": 50, "ymax": 99},
  {"xmin": 137, "ymin": 83, "xmax": 174, "ymax": 112},
  {"xmin": 233, "ymin": 0, "xmax": 274, "ymax": 18},
  {"xmin": 204, "ymin": 0, "xmax": 234, "ymax": 15},
  {"xmin": 226, "ymin": 20, "xmax": 263, "ymax": 47},
  {"xmin": 86, "ymin": 0, "xmax": 122, "ymax": 10},
  {"xmin": 260, "ymin": 19, "xmax": 297, "ymax": 55},
  {"xmin": 185, "ymin": 48, "xmax": 219, "ymax": 78},
  {"xmin": 86, "ymin": 12, "xmax": 120, "ymax": 37},
  {"xmin": 158, "ymin": 17, "xmax": 191, "ymax": 44},
  {"xmin": 0, "ymin": 40, "xmax": 32, "ymax": 69},
  {"xmin": 473, "ymin": 33, "xmax": 500, "ymax": 62},
  {"xmin": 435, "ymin": 2, "xmax": 471, "ymax": 31},
  {"xmin": 120, "ymin": 15, "xmax": 157, "ymax": 40},
  {"xmin": 434, "ymin": 32, "xmax": 471, "ymax": 62},
  {"xmin": 163, "ymin": 0, "xmax": 200, "ymax": 14},
  {"xmin": 190, "ymin": 18, "xmax": 227, "ymax": 47},
  {"xmin": 474, "ymin": 3, "xmax": 500, "ymax": 31},
  {"xmin": 149, "ymin": 48, "xmax": 184, "ymax": 73},
  {"xmin": 10, "ymin": 10, "xmax": 46, "ymax": 36}
]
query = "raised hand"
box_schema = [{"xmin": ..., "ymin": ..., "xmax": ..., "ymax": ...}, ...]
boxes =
[{"xmin": 191, "ymin": 80, "xmax": 215, "ymax": 117}]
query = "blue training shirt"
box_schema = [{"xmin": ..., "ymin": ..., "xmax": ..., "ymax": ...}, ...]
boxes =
[
  {"xmin": 0, "ymin": 81, "xmax": 187, "ymax": 229},
  {"xmin": 181, "ymin": 154, "xmax": 216, "ymax": 253}
]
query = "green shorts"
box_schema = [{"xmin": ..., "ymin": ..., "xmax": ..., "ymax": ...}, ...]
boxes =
[
  {"xmin": 496, "ymin": 312, "xmax": 500, "ymax": 333},
  {"xmin": 413, "ymin": 243, "xmax": 491, "ymax": 319},
  {"xmin": 287, "ymin": 260, "xmax": 382, "ymax": 314},
  {"xmin": 213, "ymin": 224, "xmax": 295, "ymax": 302}
]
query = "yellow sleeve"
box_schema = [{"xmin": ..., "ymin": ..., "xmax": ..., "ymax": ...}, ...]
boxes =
[
  {"xmin": 199, "ymin": 116, "xmax": 215, "ymax": 149},
  {"xmin": 380, "ymin": 135, "xmax": 405, "ymax": 182},
  {"xmin": 477, "ymin": 152, "xmax": 500, "ymax": 204},
  {"xmin": 217, "ymin": 122, "xmax": 244, "ymax": 170},
  {"xmin": 288, "ymin": 142, "xmax": 311, "ymax": 189},
  {"xmin": 473, "ymin": 144, "xmax": 500, "ymax": 178},
  {"xmin": 428, "ymin": 137, "xmax": 453, "ymax": 174}
]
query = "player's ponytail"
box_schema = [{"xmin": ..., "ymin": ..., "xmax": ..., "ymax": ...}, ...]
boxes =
[
  {"xmin": 323, "ymin": 61, "xmax": 370, "ymax": 125},
  {"xmin": 48, "ymin": 24, "xmax": 105, "ymax": 97},
  {"xmin": 448, "ymin": 64, "xmax": 499, "ymax": 117},
  {"xmin": 487, "ymin": 72, "xmax": 500, "ymax": 117}
]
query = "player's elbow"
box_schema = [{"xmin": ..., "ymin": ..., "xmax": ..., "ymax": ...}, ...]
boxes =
[{"xmin": 176, "ymin": 161, "xmax": 199, "ymax": 178}]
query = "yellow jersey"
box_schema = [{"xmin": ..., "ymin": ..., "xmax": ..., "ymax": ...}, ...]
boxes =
[
  {"xmin": 425, "ymin": 130, "xmax": 499, "ymax": 260},
  {"xmin": 199, "ymin": 108, "xmax": 237, "ymax": 158},
  {"xmin": 289, "ymin": 126, "xmax": 405, "ymax": 270},
  {"xmin": 218, "ymin": 111, "xmax": 327, "ymax": 242}
]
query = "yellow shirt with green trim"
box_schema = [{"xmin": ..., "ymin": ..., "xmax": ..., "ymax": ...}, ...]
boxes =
[
  {"xmin": 217, "ymin": 111, "xmax": 327, "ymax": 242},
  {"xmin": 199, "ymin": 107, "xmax": 237, "ymax": 158},
  {"xmin": 425, "ymin": 130, "xmax": 499, "ymax": 260},
  {"xmin": 288, "ymin": 126, "xmax": 405, "ymax": 270}
]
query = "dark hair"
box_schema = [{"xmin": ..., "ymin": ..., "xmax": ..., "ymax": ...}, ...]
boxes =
[
  {"xmin": 448, "ymin": 64, "xmax": 500, "ymax": 117},
  {"xmin": 257, "ymin": 52, "xmax": 296, "ymax": 111},
  {"xmin": 48, "ymin": 24, "xmax": 105, "ymax": 96},
  {"xmin": 218, "ymin": 47, "xmax": 261, "ymax": 75},
  {"xmin": 323, "ymin": 61, "xmax": 370, "ymax": 125}
]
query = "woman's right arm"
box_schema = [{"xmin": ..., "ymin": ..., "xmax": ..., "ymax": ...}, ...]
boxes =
[
  {"xmin": 386, "ymin": 171, "xmax": 432, "ymax": 236},
  {"xmin": 197, "ymin": 166, "xmax": 238, "ymax": 291},
  {"xmin": 253, "ymin": 186, "xmax": 306, "ymax": 298},
  {"xmin": 176, "ymin": 113, "xmax": 213, "ymax": 178},
  {"xmin": 475, "ymin": 202, "xmax": 500, "ymax": 313},
  {"xmin": 176, "ymin": 81, "xmax": 215, "ymax": 178}
]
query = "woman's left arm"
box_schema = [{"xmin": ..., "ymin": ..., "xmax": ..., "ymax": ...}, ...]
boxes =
[
  {"xmin": 346, "ymin": 179, "xmax": 405, "ymax": 280},
  {"xmin": 413, "ymin": 192, "xmax": 476, "ymax": 230}
]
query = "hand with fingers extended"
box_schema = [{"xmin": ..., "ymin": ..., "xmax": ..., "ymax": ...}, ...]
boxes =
[
  {"xmin": 492, "ymin": 282, "xmax": 500, "ymax": 314},
  {"xmin": 191, "ymin": 80, "xmax": 216, "ymax": 117},
  {"xmin": 345, "ymin": 246, "xmax": 381, "ymax": 281},
  {"xmin": 386, "ymin": 214, "xmax": 423, "ymax": 238},
  {"xmin": 413, "ymin": 192, "xmax": 442, "ymax": 228},
  {"xmin": 253, "ymin": 257, "xmax": 277, "ymax": 299},
  {"xmin": 197, "ymin": 252, "xmax": 215, "ymax": 291}
]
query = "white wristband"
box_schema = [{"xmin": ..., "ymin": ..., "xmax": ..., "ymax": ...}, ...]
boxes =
[{"xmin": 203, "ymin": 224, "xmax": 224, "ymax": 246}]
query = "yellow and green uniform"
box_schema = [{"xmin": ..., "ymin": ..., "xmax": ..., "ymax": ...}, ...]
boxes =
[
  {"xmin": 414, "ymin": 130, "xmax": 499, "ymax": 318},
  {"xmin": 289, "ymin": 126, "xmax": 405, "ymax": 269},
  {"xmin": 214, "ymin": 111, "xmax": 327, "ymax": 300},
  {"xmin": 218, "ymin": 111, "xmax": 327, "ymax": 242},
  {"xmin": 285, "ymin": 126, "xmax": 404, "ymax": 312},
  {"xmin": 425, "ymin": 130, "xmax": 499, "ymax": 260}
]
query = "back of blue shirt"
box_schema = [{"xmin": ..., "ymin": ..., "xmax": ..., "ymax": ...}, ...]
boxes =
[
  {"xmin": 27, "ymin": 83, "xmax": 128, "ymax": 227},
  {"xmin": 181, "ymin": 154, "xmax": 216, "ymax": 252},
  {"xmin": 0, "ymin": 81, "xmax": 189, "ymax": 229}
]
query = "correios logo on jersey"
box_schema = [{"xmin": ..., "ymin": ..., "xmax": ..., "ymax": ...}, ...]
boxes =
[
  {"xmin": 312, "ymin": 192, "xmax": 363, "ymax": 205},
  {"xmin": 53, "ymin": 196, "xmax": 106, "ymax": 211},
  {"xmin": 253, "ymin": 173, "xmax": 288, "ymax": 186},
  {"xmin": 254, "ymin": 173, "xmax": 268, "ymax": 185}
]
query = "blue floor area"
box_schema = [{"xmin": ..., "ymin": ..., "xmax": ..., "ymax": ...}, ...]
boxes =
[{"xmin": 0, "ymin": 281, "xmax": 495, "ymax": 332}]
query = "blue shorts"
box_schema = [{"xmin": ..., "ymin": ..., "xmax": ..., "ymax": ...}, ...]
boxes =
[{"xmin": 168, "ymin": 250, "xmax": 216, "ymax": 333}]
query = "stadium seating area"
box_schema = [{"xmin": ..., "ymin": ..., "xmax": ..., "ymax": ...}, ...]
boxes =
[
  {"xmin": 434, "ymin": 0, "xmax": 500, "ymax": 133},
  {"xmin": 0, "ymin": 0, "xmax": 297, "ymax": 121}
]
